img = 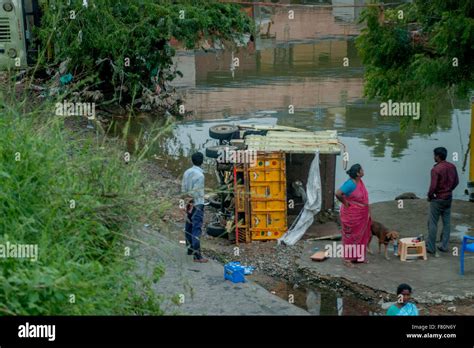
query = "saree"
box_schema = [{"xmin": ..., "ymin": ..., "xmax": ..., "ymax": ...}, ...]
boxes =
[
  {"xmin": 339, "ymin": 179, "xmax": 371, "ymax": 262},
  {"xmin": 387, "ymin": 302, "xmax": 419, "ymax": 316}
]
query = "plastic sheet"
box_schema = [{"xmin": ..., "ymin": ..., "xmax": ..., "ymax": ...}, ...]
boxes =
[{"xmin": 278, "ymin": 151, "xmax": 322, "ymax": 246}]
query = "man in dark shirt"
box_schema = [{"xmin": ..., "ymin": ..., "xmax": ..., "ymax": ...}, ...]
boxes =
[{"xmin": 427, "ymin": 147, "xmax": 459, "ymax": 254}]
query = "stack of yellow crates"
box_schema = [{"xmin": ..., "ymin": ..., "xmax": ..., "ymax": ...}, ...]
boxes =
[{"xmin": 247, "ymin": 152, "xmax": 287, "ymax": 240}]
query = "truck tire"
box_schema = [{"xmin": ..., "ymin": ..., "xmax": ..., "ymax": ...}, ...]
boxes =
[
  {"xmin": 217, "ymin": 163, "xmax": 234, "ymax": 171},
  {"xmin": 206, "ymin": 223, "xmax": 228, "ymax": 238},
  {"xmin": 209, "ymin": 194, "xmax": 232, "ymax": 209},
  {"xmin": 208, "ymin": 194, "xmax": 222, "ymax": 209},
  {"xmin": 209, "ymin": 125, "xmax": 239, "ymax": 141},
  {"xmin": 205, "ymin": 145, "xmax": 237, "ymax": 159}
]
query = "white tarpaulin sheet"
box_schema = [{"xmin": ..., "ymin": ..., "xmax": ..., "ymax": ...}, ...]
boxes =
[{"xmin": 278, "ymin": 151, "xmax": 321, "ymax": 246}]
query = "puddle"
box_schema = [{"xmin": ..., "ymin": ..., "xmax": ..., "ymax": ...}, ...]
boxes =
[{"xmin": 249, "ymin": 273, "xmax": 382, "ymax": 316}]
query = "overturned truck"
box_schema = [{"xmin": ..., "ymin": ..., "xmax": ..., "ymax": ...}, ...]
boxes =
[{"xmin": 205, "ymin": 124, "xmax": 343, "ymax": 245}]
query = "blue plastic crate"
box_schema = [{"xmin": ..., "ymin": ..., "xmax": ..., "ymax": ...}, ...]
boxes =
[{"xmin": 224, "ymin": 262, "xmax": 246, "ymax": 283}]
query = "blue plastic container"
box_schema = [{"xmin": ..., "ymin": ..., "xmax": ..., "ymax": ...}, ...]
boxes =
[{"xmin": 224, "ymin": 262, "xmax": 246, "ymax": 283}]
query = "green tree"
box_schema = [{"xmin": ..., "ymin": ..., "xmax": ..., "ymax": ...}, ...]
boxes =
[
  {"xmin": 37, "ymin": 0, "xmax": 254, "ymax": 107},
  {"xmin": 356, "ymin": 1, "xmax": 473, "ymax": 107}
]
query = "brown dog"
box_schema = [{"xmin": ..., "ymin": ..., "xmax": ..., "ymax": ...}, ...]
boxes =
[{"xmin": 369, "ymin": 221, "xmax": 400, "ymax": 260}]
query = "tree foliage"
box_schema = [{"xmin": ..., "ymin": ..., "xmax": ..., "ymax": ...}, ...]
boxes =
[
  {"xmin": 36, "ymin": 0, "xmax": 254, "ymax": 106},
  {"xmin": 356, "ymin": 0, "xmax": 474, "ymax": 102}
]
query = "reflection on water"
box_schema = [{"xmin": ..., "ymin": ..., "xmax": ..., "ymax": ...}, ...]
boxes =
[
  {"xmin": 252, "ymin": 0, "xmax": 363, "ymax": 42},
  {"xmin": 250, "ymin": 273, "xmax": 380, "ymax": 315},
  {"xmin": 116, "ymin": 1, "xmax": 472, "ymax": 203}
]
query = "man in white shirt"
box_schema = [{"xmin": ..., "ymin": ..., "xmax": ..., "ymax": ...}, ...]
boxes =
[{"xmin": 181, "ymin": 152, "xmax": 208, "ymax": 263}]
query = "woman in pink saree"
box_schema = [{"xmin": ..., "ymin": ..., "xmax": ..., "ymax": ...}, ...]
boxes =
[{"xmin": 335, "ymin": 164, "xmax": 372, "ymax": 267}]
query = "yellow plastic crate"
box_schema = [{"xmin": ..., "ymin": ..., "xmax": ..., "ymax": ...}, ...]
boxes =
[
  {"xmin": 251, "ymin": 229, "xmax": 286, "ymax": 240},
  {"xmin": 251, "ymin": 212, "xmax": 287, "ymax": 229},
  {"xmin": 248, "ymin": 152, "xmax": 288, "ymax": 241}
]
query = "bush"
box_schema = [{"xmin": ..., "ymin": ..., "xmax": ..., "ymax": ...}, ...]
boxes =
[
  {"xmin": 0, "ymin": 91, "xmax": 164, "ymax": 315},
  {"xmin": 36, "ymin": 0, "xmax": 254, "ymax": 106},
  {"xmin": 356, "ymin": 1, "xmax": 474, "ymax": 101}
]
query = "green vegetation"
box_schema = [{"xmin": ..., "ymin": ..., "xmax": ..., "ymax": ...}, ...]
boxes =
[
  {"xmin": 0, "ymin": 0, "xmax": 254, "ymax": 315},
  {"xmin": 356, "ymin": 0, "xmax": 473, "ymax": 125},
  {"xmin": 36, "ymin": 0, "xmax": 254, "ymax": 107},
  {"xmin": 0, "ymin": 84, "xmax": 170, "ymax": 315},
  {"xmin": 357, "ymin": 0, "xmax": 473, "ymax": 100}
]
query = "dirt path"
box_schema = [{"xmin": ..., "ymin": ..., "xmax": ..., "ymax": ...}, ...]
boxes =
[{"xmin": 133, "ymin": 226, "xmax": 308, "ymax": 315}]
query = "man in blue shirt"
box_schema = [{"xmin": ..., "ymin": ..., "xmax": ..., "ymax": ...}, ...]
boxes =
[{"xmin": 181, "ymin": 152, "xmax": 208, "ymax": 263}]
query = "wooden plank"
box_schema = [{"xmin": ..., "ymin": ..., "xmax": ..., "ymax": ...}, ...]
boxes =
[
  {"xmin": 247, "ymin": 148, "xmax": 341, "ymax": 155},
  {"xmin": 246, "ymin": 136, "xmax": 338, "ymax": 142},
  {"xmin": 246, "ymin": 136, "xmax": 339, "ymax": 143},
  {"xmin": 246, "ymin": 135, "xmax": 337, "ymax": 140},
  {"xmin": 265, "ymin": 130, "xmax": 336, "ymax": 135},
  {"xmin": 320, "ymin": 154, "xmax": 336, "ymax": 210},
  {"xmin": 245, "ymin": 136, "xmax": 338, "ymax": 144},
  {"xmin": 237, "ymin": 124, "xmax": 306, "ymax": 132},
  {"xmin": 266, "ymin": 129, "xmax": 336, "ymax": 134},
  {"xmin": 246, "ymin": 143, "xmax": 342, "ymax": 154},
  {"xmin": 307, "ymin": 234, "xmax": 342, "ymax": 241},
  {"xmin": 249, "ymin": 149, "xmax": 341, "ymax": 154},
  {"xmin": 261, "ymin": 135, "xmax": 337, "ymax": 140},
  {"xmin": 265, "ymin": 130, "xmax": 337, "ymax": 138},
  {"xmin": 246, "ymin": 139, "xmax": 339, "ymax": 146},
  {"xmin": 247, "ymin": 143, "xmax": 339, "ymax": 148},
  {"xmin": 243, "ymin": 128, "xmax": 342, "ymax": 154}
]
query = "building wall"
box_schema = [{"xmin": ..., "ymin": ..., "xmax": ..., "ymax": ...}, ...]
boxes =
[
  {"xmin": 184, "ymin": 77, "xmax": 363, "ymax": 119},
  {"xmin": 257, "ymin": 6, "xmax": 361, "ymax": 41}
]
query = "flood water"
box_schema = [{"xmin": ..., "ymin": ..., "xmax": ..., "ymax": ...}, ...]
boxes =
[
  {"xmin": 249, "ymin": 273, "xmax": 382, "ymax": 315},
  {"xmin": 109, "ymin": 2, "xmax": 472, "ymax": 316},
  {"xmin": 116, "ymin": 2, "xmax": 472, "ymax": 204}
]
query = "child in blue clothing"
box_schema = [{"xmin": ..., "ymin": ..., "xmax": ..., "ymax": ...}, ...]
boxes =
[{"xmin": 387, "ymin": 283, "xmax": 419, "ymax": 316}]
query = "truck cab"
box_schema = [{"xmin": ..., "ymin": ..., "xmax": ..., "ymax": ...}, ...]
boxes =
[{"xmin": 0, "ymin": 0, "xmax": 40, "ymax": 70}]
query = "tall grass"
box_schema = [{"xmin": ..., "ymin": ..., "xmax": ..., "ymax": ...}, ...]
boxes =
[{"xmin": 0, "ymin": 87, "xmax": 166, "ymax": 315}]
